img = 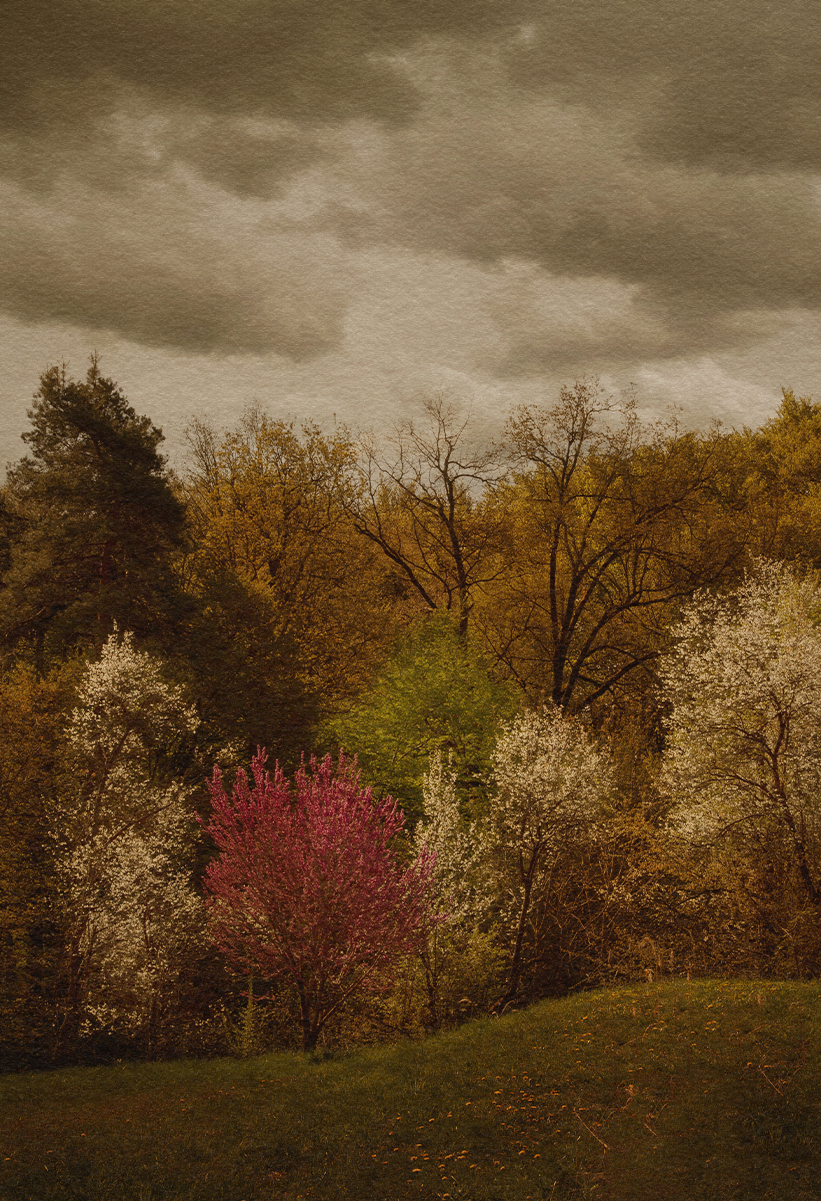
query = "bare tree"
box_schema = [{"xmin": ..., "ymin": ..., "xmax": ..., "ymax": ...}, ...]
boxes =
[
  {"xmin": 348, "ymin": 395, "xmax": 509, "ymax": 636},
  {"xmin": 483, "ymin": 380, "xmax": 745, "ymax": 712}
]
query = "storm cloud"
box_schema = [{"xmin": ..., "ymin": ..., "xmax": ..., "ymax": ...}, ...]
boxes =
[{"xmin": 0, "ymin": 0, "xmax": 818, "ymax": 450}]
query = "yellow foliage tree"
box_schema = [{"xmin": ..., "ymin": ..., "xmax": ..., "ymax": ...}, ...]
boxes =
[
  {"xmin": 184, "ymin": 408, "xmax": 399, "ymax": 713},
  {"xmin": 740, "ymin": 388, "xmax": 821, "ymax": 567},
  {"xmin": 479, "ymin": 381, "xmax": 745, "ymax": 714}
]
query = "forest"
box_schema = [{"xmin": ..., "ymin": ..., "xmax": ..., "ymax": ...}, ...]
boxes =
[{"xmin": 3, "ymin": 357, "xmax": 821, "ymax": 1069}]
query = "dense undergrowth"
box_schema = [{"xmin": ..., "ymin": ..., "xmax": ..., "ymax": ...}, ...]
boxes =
[{"xmin": 3, "ymin": 979, "xmax": 820, "ymax": 1201}]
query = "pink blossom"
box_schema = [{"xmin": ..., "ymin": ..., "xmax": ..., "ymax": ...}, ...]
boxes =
[{"xmin": 200, "ymin": 749, "xmax": 436, "ymax": 1051}]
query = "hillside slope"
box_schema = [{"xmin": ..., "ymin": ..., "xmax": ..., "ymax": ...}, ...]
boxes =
[{"xmin": 2, "ymin": 979, "xmax": 820, "ymax": 1200}]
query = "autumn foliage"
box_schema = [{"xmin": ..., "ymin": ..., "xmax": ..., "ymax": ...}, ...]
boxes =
[
  {"xmin": 200, "ymin": 750, "xmax": 436, "ymax": 1050},
  {"xmin": 9, "ymin": 361, "xmax": 821, "ymax": 1065}
]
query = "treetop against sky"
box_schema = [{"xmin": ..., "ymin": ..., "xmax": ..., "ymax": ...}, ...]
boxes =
[{"xmin": 0, "ymin": 1, "xmax": 819, "ymax": 471}]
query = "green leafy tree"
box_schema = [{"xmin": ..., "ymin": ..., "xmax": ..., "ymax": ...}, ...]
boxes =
[
  {"xmin": 326, "ymin": 611, "xmax": 521, "ymax": 823},
  {"xmin": 0, "ymin": 358, "xmax": 187, "ymax": 668}
]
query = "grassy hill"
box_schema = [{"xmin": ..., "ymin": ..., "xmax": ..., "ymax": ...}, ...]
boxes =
[{"xmin": 2, "ymin": 979, "xmax": 820, "ymax": 1200}]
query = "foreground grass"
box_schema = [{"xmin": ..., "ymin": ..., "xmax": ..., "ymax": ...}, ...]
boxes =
[{"xmin": 2, "ymin": 979, "xmax": 821, "ymax": 1200}]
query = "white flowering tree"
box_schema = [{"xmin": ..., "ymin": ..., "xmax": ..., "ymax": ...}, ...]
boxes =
[
  {"xmin": 485, "ymin": 706, "xmax": 612, "ymax": 1009},
  {"xmin": 410, "ymin": 752, "xmax": 502, "ymax": 1025},
  {"xmin": 52, "ymin": 631, "xmax": 202, "ymax": 1048},
  {"xmin": 660, "ymin": 562, "xmax": 821, "ymax": 911},
  {"xmin": 415, "ymin": 751, "xmax": 488, "ymax": 925}
]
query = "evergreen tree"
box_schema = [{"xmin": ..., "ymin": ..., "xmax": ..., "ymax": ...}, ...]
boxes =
[
  {"xmin": 0, "ymin": 358, "xmax": 187, "ymax": 667},
  {"xmin": 0, "ymin": 658, "xmax": 85, "ymax": 1068}
]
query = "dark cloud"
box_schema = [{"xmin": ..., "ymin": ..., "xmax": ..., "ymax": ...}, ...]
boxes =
[
  {"xmin": 7, "ymin": 0, "xmax": 817, "ymax": 162},
  {"xmin": 506, "ymin": 1, "xmax": 821, "ymax": 172},
  {"xmin": 493, "ymin": 303, "xmax": 792, "ymax": 380},
  {"xmin": 535, "ymin": 176, "xmax": 821, "ymax": 313},
  {"xmin": 171, "ymin": 120, "xmax": 324, "ymax": 199},
  {"xmin": 0, "ymin": 0, "xmax": 818, "ymax": 364},
  {"xmin": 0, "ymin": 176, "xmax": 348, "ymax": 357},
  {"xmin": 4, "ymin": 0, "xmax": 818, "ymax": 181},
  {"xmin": 358, "ymin": 75, "xmax": 821, "ymax": 331},
  {"xmin": 0, "ymin": 0, "xmax": 516, "ymax": 133}
]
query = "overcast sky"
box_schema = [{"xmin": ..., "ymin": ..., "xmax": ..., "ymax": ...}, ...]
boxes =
[{"xmin": 1, "ymin": 0, "xmax": 819, "ymax": 471}]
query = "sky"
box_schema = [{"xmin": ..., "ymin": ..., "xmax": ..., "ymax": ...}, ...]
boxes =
[{"xmin": 1, "ymin": 0, "xmax": 819, "ymax": 472}]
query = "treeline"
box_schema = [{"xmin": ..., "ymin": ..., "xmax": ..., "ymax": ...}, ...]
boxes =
[{"xmin": 1, "ymin": 358, "xmax": 820, "ymax": 1067}]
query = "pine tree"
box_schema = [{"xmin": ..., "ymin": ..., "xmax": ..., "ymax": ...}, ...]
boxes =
[{"xmin": 0, "ymin": 358, "xmax": 187, "ymax": 668}]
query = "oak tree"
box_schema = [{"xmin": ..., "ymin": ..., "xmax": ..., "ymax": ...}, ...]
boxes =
[{"xmin": 183, "ymin": 408, "xmax": 398, "ymax": 744}]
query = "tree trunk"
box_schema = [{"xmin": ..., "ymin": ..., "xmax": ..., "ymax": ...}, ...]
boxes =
[{"xmin": 496, "ymin": 848, "xmax": 541, "ymax": 1014}]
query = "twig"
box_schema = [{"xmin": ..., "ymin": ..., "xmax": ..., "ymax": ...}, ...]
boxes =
[
  {"xmin": 574, "ymin": 1111, "xmax": 610, "ymax": 1149},
  {"xmin": 757, "ymin": 1064, "xmax": 784, "ymax": 1096}
]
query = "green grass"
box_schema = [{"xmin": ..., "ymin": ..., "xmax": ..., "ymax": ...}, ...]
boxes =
[{"xmin": 3, "ymin": 979, "xmax": 821, "ymax": 1200}]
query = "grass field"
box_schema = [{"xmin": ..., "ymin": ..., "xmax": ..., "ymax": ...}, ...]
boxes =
[{"xmin": 2, "ymin": 978, "xmax": 821, "ymax": 1200}]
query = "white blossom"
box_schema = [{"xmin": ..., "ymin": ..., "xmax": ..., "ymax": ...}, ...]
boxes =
[
  {"xmin": 53, "ymin": 631, "xmax": 202, "ymax": 1037},
  {"xmin": 659, "ymin": 560, "xmax": 821, "ymax": 900},
  {"xmin": 487, "ymin": 704, "xmax": 610, "ymax": 873},
  {"xmin": 481, "ymin": 704, "xmax": 612, "ymax": 1004},
  {"xmin": 414, "ymin": 751, "xmax": 490, "ymax": 925}
]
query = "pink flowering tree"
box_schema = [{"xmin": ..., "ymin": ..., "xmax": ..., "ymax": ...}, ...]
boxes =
[{"xmin": 200, "ymin": 750, "xmax": 436, "ymax": 1052}]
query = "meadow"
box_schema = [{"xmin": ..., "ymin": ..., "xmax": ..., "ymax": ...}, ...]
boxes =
[{"xmin": 3, "ymin": 978, "xmax": 820, "ymax": 1201}]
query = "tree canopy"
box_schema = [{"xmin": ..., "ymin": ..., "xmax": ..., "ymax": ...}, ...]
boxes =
[
  {"xmin": 4, "ymin": 361, "xmax": 821, "ymax": 1062},
  {"xmin": 481, "ymin": 381, "xmax": 745, "ymax": 715}
]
